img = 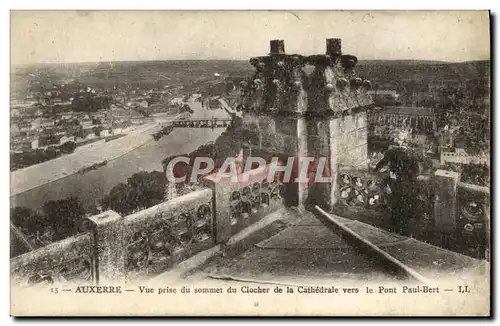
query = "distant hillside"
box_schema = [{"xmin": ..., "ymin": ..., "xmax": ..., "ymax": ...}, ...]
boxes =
[
  {"xmin": 356, "ymin": 60, "xmax": 490, "ymax": 84},
  {"xmin": 11, "ymin": 59, "xmax": 490, "ymax": 102},
  {"xmin": 227, "ymin": 59, "xmax": 491, "ymax": 88}
]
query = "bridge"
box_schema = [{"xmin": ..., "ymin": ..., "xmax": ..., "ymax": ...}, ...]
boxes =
[
  {"xmin": 171, "ymin": 117, "xmax": 233, "ymax": 129},
  {"xmin": 152, "ymin": 117, "xmax": 234, "ymax": 141}
]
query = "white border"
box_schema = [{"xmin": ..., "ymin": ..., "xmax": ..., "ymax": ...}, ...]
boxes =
[{"xmin": 2, "ymin": 1, "xmax": 498, "ymax": 324}]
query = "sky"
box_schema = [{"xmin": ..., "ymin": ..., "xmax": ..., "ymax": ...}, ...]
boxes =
[{"xmin": 10, "ymin": 11, "xmax": 490, "ymax": 65}]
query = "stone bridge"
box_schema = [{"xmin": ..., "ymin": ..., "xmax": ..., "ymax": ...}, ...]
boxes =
[{"xmin": 171, "ymin": 118, "xmax": 233, "ymax": 129}]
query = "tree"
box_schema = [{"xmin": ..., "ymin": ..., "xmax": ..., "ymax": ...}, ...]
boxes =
[
  {"xmin": 86, "ymin": 204, "xmax": 100, "ymax": 216},
  {"xmin": 127, "ymin": 171, "xmax": 167, "ymax": 210},
  {"xmin": 42, "ymin": 197, "xmax": 86, "ymax": 240},
  {"xmin": 102, "ymin": 183, "xmax": 133, "ymax": 215},
  {"xmin": 102, "ymin": 171, "xmax": 167, "ymax": 215},
  {"xmin": 179, "ymin": 104, "xmax": 194, "ymax": 114},
  {"xmin": 375, "ymin": 146, "xmax": 421, "ymax": 236},
  {"xmin": 10, "ymin": 206, "xmax": 46, "ymax": 236},
  {"xmin": 59, "ymin": 141, "xmax": 77, "ymax": 154}
]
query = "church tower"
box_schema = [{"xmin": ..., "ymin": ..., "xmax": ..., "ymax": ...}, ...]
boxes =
[{"xmin": 238, "ymin": 39, "xmax": 374, "ymax": 210}]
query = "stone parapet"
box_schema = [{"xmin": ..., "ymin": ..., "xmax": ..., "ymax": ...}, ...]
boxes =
[
  {"xmin": 123, "ymin": 188, "xmax": 214, "ymax": 281},
  {"xmin": 11, "ymin": 232, "xmax": 95, "ymax": 287},
  {"xmin": 87, "ymin": 210, "xmax": 125, "ymax": 284},
  {"xmin": 202, "ymin": 167, "xmax": 285, "ymax": 244}
]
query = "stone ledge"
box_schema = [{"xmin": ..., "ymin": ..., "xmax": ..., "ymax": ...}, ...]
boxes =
[{"xmin": 152, "ymin": 208, "xmax": 293, "ymax": 281}]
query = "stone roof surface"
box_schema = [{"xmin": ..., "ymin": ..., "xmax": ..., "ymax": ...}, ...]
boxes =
[{"xmin": 183, "ymin": 208, "xmax": 486, "ymax": 285}]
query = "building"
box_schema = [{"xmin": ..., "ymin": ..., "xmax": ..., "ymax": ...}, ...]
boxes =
[
  {"xmin": 31, "ymin": 139, "xmax": 39, "ymax": 150},
  {"xmin": 85, "ymin": 133, "xmax": 96, "ymax": 140},
  {"xmin": 81, "ymin": 115, "xmax": 93, "ymax": 128},
  {"xmin": 441, "ymin": 148, "xmax": 490, "ymax": 166},
  {"xmin": 369, "ymin": 106, "xmax": 437, "ymax": 141},
  {"xmin": 59, "ymin": 136, "xmax": 76, "ymax": 145},
  {"xmin": 31, "ymin": 117, "xmax": 55, "ymax": 131},
  {"xmin": 236, "ymin": 38, "xmax": 373, "ymax": 208},
  {"xmin": 368, "ymin": 90, "xmax": 400, "ymax": 105},
  {"xmin": 99, "ymin": 129, "xmax": 110, "ymax": 137},
  {"xmin": 11, "ymin": 109, "xmax": 20, "ymax": 118},
  {"xmin": 11, "ymin": 123, "xmax": 20, "ymax": 136}
]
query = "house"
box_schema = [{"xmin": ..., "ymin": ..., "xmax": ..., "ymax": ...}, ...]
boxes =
[
  {"xmin": 31, "ymin": 117, "xmax": 55, "ymax": 131},
  {"xmin": 31, "ymin": 139, "xmax": 39, "ymax": 150},
  {"xmin": 82, "ymin": 125, "xmax": 95, "ymax": 133},
  {"xmin": 85, "ymin": 133, "xmax": 96, "ymax": 140},
  {"xmin": 368, "ymin": 90, "xmax": 401, "ymax": 105},
  {"xmin": 130, "ymin": 117, "xmax": 146, "ymax": 125},
  {"xmin": 81, "ymin": 119, "xmax": 94, "ymax": 128},
  {"xmin": 99, "ymin": 129, "xmax": 110, "ymax": 137},
  {"xmin": 59, "ymin": 136, "xmax": 76, "ymax": 145},
  {"xmin": 38, "ymin": 133, "xmax": 61, "ymax": 147},
  {"xmin": 112, "ymin": 121, "xmax": 132, "ymax": 129},
  {"xmin": 11, "ymin": 123, "xmax": 20, "ymax": 136},
  {"xmin": 11, "ymin": 109, "xmax": 20, "ymax": 118}
]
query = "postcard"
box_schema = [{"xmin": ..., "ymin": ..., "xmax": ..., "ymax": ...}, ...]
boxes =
[{"xmin": 10, "ymin": 10, "xmax": 490, "ymax": 316}]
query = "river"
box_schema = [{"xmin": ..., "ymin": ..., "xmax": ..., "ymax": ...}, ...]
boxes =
[{"xmin": 10, "ymin": 98, "xmax": 230, "ymax": 210}]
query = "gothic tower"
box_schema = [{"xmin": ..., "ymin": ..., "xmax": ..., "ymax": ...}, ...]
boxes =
[{"xmin": 238, "ymin": 39, "xmax": 374, "ymax": 210}]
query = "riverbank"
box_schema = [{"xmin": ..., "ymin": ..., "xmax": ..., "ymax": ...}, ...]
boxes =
[
  {"xmin": 10, "ymin": 98, "xmax": 231, "ymax": 210},
  {"xmin": 10, "ymin": 115, "xmax": 182, "ymax": 196}
]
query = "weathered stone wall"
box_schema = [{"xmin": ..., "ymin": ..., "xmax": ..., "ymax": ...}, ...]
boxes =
[
  {"xmin": 123, "ymin": 188, "xmax": 214, "ymax": 280},
  {"xmin": 11, "ymin": 232, "xmax": 95, "ymax": 287},
  {"xmin": 338, "ymin": 112, "xmax": 368, "ymax": 168},
  {"xmin": 456, "ymin": 182, "xmax": 490, "ymax": 259},
  {"xmin": 241, "ymin": 110, "xmax": 368, "ymax": 209},
  {"xmin": 237, "ymin": 39, "xmax": 374, "ymax": 209},
  {"xmin": 10, "ymin": 171, "xmax": 489, "ymax": 283},
  {"xmin": 87, "ymin": 211, "xmax": 125, "ymax": 284},
  {"xmin": 241, "ymin": 113, "xmax": 299, "ymax": 156},
  {"xmin": 202, "ymin": 167, "xmax": 285, "ymax": 243}
]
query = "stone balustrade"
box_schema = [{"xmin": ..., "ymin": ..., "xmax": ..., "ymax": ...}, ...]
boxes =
[
  {"xmin": 457, "ymin": 183, "xmax": 490, "ymax": 230},
  {"xmin": 333, "ymin": 168, "xmax": 451, "ymax": 225},
  {"xmin": 10, "ymin": 177, "xmax": 287, "ymax": 284},
  {"xmin": 123, "ymin": 188, "xmax": 214, "ymax": 280},
  {"xmin": 332, "ymin": 167, "xmax": 388, "ymax": 221},
  {"xmin": 332, "ymin": 167, "xmax": 489, "ymax": 259},
  {"xmin": 202, "ymin": 166, "xmax": 285, "ymax": 243},
  {"xmin": 456, "ymin": 182, "xmax": 490, "ymax": 259},
  {"xmin": 10, "ymin": 189, "xmax": 215, "ymax": 285},
  {"xmin": 11, "ymin": 232, "xmax": 95, "ymax": 287},
  {"xmin": 10, "ymin": 167, "xmax": 489, "ymax": 285}
]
